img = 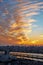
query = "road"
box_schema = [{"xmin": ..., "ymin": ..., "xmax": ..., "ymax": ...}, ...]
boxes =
[{"xmin": 10, "ymin": 52, "xmax": 43, "ymax": 62}]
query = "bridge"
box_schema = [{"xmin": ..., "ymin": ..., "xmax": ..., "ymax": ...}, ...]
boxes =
[
  {"xmin": 0, "ymin": 51, "xmax": 43, "ymax": 62},
  {"xmin": 0, "ymin": 46, "xmax": 43, "ymax": 63},
  {"xmin": 10, "ymin": 52, "xmax": 43, "ymax": 62}
]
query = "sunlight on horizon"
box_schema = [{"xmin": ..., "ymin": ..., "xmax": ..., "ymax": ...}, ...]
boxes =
[{"xmin": 0, "ymin": 0, "xmax": 43, "ymax": 46}]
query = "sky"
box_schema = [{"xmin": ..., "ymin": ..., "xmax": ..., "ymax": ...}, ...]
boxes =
[{"xmin": 0, "ymin": 0, "xmax": 43, "ymax": 46}]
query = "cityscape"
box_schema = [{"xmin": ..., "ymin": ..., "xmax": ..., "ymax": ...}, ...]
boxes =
[{"xmin": 0, "ymin": 0, "xmax": 43, "ymax": 65}]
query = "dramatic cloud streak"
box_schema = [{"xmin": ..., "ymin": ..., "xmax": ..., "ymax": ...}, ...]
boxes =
[{"xmin": 0, "ymin": 0, "xmax": 43, "ymax": 45}]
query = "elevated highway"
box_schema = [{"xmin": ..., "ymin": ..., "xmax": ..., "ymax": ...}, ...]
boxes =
[
  {"xmin": 10, "ymin": 52, "xmax": 43, "ymax": 62},
  {"xmin": 0, "ymin": 46, "xmax": 43, "ymax": 62}
]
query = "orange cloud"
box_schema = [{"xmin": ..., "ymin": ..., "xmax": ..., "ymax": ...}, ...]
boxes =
[
  {"xmin": 0, "ymin": 34, "xmax": 22, "ymax": 45},
  {"xmin": 40, "ymin": 34, "xmax": 43, "ymax": 39},
  {"xmin": 0, "ymin": 0, "xmax": 43, "ymax": 46}
]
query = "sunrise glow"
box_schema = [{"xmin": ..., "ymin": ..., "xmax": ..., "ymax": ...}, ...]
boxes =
[{"xmin": 0, "ymin": 0, "xmax": 43, "ymax": 46}]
